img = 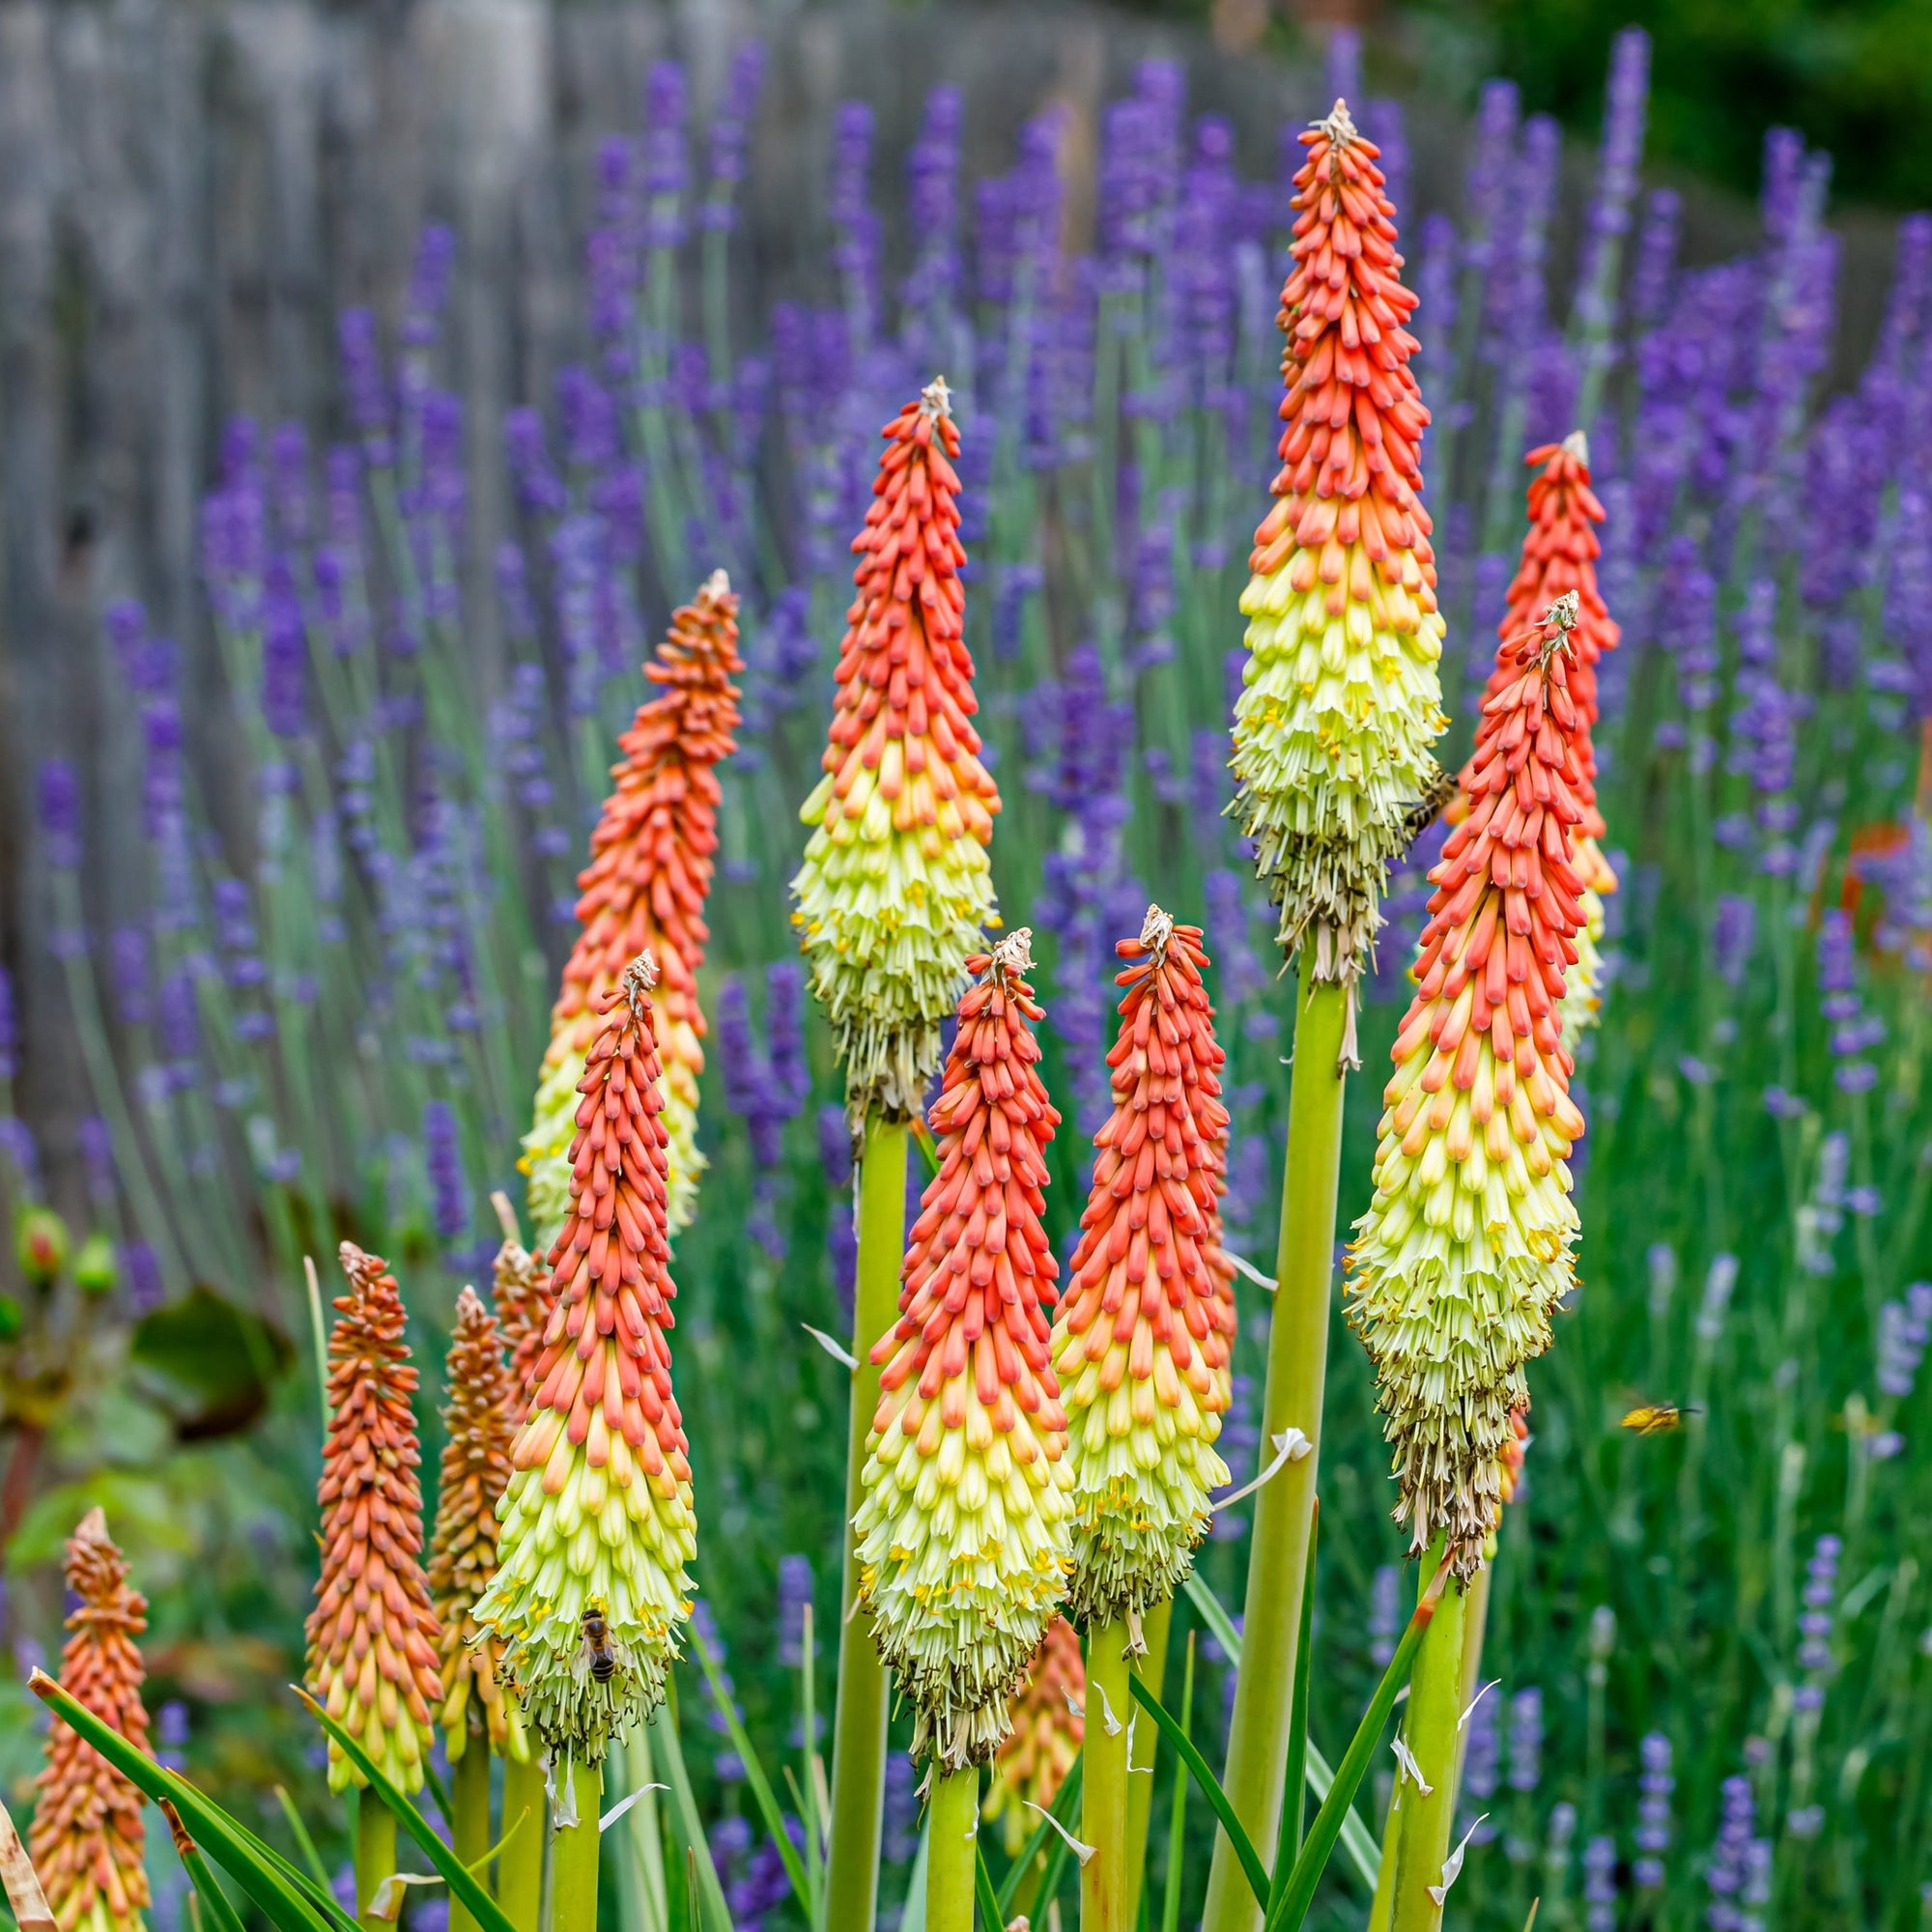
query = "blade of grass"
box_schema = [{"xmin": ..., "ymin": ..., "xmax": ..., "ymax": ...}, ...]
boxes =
[
  {"xmin": 649, "ymin": 1701, "xmax": 734, "ymax": 1932},
  {"xmin": 30, "ymin": 1672, "xmax": 339, "ymax": 1932},
  {"xmin": 293, "ymin": 1688, "xmax": 518, "ymax": 1932},
  {"xmin": 1264, "ymin": 1558, "xmax": 1450, "ymax": 1932},
  {"xmin": 1183, "ymin": 1570, "xmax": 1380, "ymax": 1892},
  {"xmin": 1272, "ymin": 1500, "xmax": 1321, "ymax": 1913},
  {"xmin": 974, "ymin": 1846, "xmax": 1004, "ymax": 1930},
  {"xmin": 1125, "ymin": 1676, "xmax": 1269, "ymax": 1909},
  {"xmin": 1160, "ymin": 1635, "xmax": 1195, "ymax": 1932},
  {"xmin": 161, "ymin": 1802, "xmax": 250, "ymax": 1932},
  {"xmin": 688, "ymin": 1622, "xmax": 813, "ymax": 1916},
  {"xmin": 995, "ymin": 1758, "xmax": 1084, "ymax": 1918},
  {"xmin": 273, "ymin": 1788, "xmax": 332, "ymax": 1892}
]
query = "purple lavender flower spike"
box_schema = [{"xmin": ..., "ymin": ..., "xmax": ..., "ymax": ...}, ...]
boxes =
[
  {"xmin": 422, "ymin": 1100, "xmax": 467, "ymax": 1244},
  {"xmin": 38, "ymin": 759, "xmax": 82, "ymax": 869}
]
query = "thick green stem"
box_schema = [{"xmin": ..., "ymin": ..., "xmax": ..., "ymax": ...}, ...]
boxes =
[
  {"xmin": 1387, "ymin": 1548, "xmax": 1470, "ymax": 1932},
  {"xmin": 497, "ymin": 1754, "xmax": 548, "ymax": 1932},
  {"xmin": 1202, "ymin": 975, "xmax": 1349, "ymax": 1932},
  {"xmin": 1123, "ymin": 1595, "xmax": 1172, "ymax": 1928},
  {"xmin": 552, "ymin": 1758, "xmax": 603, "ymax": 1932},
  {"xmin": 354, "ymin": 1796, "xmax": 396, "ymax": 1932},
  {"xmin": 825, "ymin": 1115, "xmax": 910, "ymax": 1932},
  {"xmin": 1084, "ymin": 1619, "xmax": 1133, "ymax": 1932},
  {"xmin": 1448, "ymin": 1562, "xmax": 1495, "ymax": 1815},
  {"xmin": 925, "ymin": 1763, "xmax": 980, "ymax": 1932},
  {"xmin": 449, "ymin": 1745, "xmax": 493, "ymax": 1932}
]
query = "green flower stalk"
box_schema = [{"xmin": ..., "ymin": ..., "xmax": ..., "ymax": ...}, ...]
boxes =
[
  {"xmin": 806, "ymin": 374, "xmax": 1004, "ymax": 1932},
  {"xmin": 790, "ymin": 375, "xmax": 1001, "ymax": 1126},
  {"xmin": 1229, "ymin": 100, "xmax": 1448, "ymax": 1066},
  {"xmin": 473, "ymin": 952, "xmax": 696, "ymax": 1767},
  {"xmin": 854, "ymin": 929, "xmax": 1071, "ymax": 1776},
  {"xmin": 1348, "ymin": 602, "xmax": 1589, "ymax": 1570},
  {"xmin": 1208, "ymin": 96, "xmax": 1446, "ymax": 1932}
]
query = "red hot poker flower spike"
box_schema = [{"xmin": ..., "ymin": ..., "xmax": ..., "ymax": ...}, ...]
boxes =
[
  {"xmin": 523, "ymin": 572, "xmax": 743, "ymax": 1242},
  {"xmin": 1051, "ymin": 906, "xmax": 1237, "ymax": 1633},
  {"xmin": 853, "ymin": 929, "xmax": 1072, "ymax": 1775},
  {"xmin": 30, "ymin": 1511, "xmax": 151, "ymax": 1932},
  {"xmin": 1348, "ymin": 602, "xmax": 1590, "ymax": 1574},
  {"xmin": 428, "ymin": 1287, "xmax": 528, "ymax": 1763},
  {"xmin": 305, "ymin": 1244, "xmax": 444, "ymax": 1793}
]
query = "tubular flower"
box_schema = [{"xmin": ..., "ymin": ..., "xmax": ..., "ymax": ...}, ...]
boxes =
[
  {"xmin": 30, "ymin": 1511, "xmax": 151, "ymax": 1932},
  {"xmin": 1051, "ymin": 906, "xmax": 1236, "ymax": 1634},
  {"xmin": 1347, "ymin": 601, "xmax": 1589, "ymax": 1574},
  {"xmin": 493, "ymin": 1233, "xmax": 551, "ymax": 1403},
  {"xmin": 521, "ymin": 571, "xmax": 743, "ymax": 1244},
  {"xmin": 305, "ymin": 1244, "xmax": 443, "ymax": 1793},
  {"xmin": 1231, "ymin": 99, "xmax": 1448, "ymax": 1060},
  {"xmin": 1488, "ymin": 432, "xmax": 1620, "ymax": 1050},
  {"xmin": 982, "ymin": 1616, "xmax": 1086, "ymax": 1858},
  {"xmin": 791, "ymin": 377, "xmax": 1003, "ymax": 1125},
  {"xmin": 853, "ymin": 930, "xmax": 1070, "ymax": 1773},
  {"xmin": 476, "ymin": 953, "xmax": 696, "ymax": 1766},
  {"xmin": 428, "ymin": 1287, "xmax": 528, "ymax": 1762}
]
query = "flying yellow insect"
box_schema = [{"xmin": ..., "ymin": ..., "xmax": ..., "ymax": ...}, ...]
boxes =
[{"xmin": 1620, "ymin": 1404, "xmax": 1697, "ymax": 1435}]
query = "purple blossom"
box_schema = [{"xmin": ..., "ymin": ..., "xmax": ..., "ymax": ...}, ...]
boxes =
[
  {"xmin": 1583, "ymin": 1834, "xmax": 1618, "ymax": 1932},
  {"xmin": 1509, "ymin": 1687, "xmax": 1543, "ymax": 1792},
  {"xmin": 1368, "ymin": 1564, "xmax": 1401, "ymax": 1669},
  {"xmin": 1713, "ymin": 895, "xmax": 1755, "ymax": 987},
  {"xmin": 1875, "ymin": 1283, "xmax": 1932, "ymax": 1398},
  {"xmin": 1797, "ymin": 1532, "xmax": 1840, "ymax": 1672},
  {"xmin": 1634, "ymin": 1731, "xmax": 1673, "ymax": 1887},
  {"xmin": 38, "ymin": 759, "xmax": 82, "ymax": 868},
  {"xmin": 1706, "ymin": 1774, "xmax": 1771, "ymax": 1931},
  {"xmin": 423, "ymin": 1100, "xmax": 467, "ymax": 1243},
  {"xmin": 777, "ymin": 1553, "xmax": 813, "ymax": 1667}
]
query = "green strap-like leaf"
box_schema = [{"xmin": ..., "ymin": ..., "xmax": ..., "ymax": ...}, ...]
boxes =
[
  {"xmin": 1126, "ymin": 1675, "xmax": 1269, "ymax": 1909},
  {"xmin": 160, "ymin": 1802, "xmax": 249, "ymax": 1932},
  {"xmin": 650, "ymin": 1699, "xmax": 734, "ymax": 1932},
  {"xmin": 30, "ymin": 1673, "xmax": 336, "ymax": 1932},
  {"xmin": 687, "ymin": 1625, "xmax": 812, "ymax": 1917},
  {"xmin": 293, "ymin": 1688, "xmax": 518, "ymax": 1932},
  {"xmin": 974, "ymin": 1845, "xmax": 1004, "ymax": 1929},
  {"xmin": 1271, "ymin": 1502, "xmax": 1321, "ymax": 1916},
  {"xmin": 1181, "ymin": 1570, "xmax": 1380, "ymax": 1891},
  {"xmin": 1264, "ymin": 1560, "xmax": 1450, "ymax": 1932}
]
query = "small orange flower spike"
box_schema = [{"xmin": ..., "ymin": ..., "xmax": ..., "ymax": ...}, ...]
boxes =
[
  {"xmin": 30, "ymin": 1511, "xmax": 151, "ymax": 1932},
  {"xmin": 428, "ymin": 1287, "xmax": 528, "ymax": 1762},
  {"xmin": 982, "ymin": 1616, "xmax": 1087, "ymax": 1857},
  {"xmin": 305, "ymin": 1244, "xmax": 444, "ymax": 1792}
]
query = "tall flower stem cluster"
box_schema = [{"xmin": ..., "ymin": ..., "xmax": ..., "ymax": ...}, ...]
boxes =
[
  {"xmin": 1050, "ymin": 906, "xmax": 1234, "ymax": 1929},
  {"xmin": 1210, "ymin": 97, "xmax": 1447, "ymax": 1932},
  {"xmin": 793, "ymin": 376, "xmax": 1003, "ymax": 1932},
  {"xmin": 1489, "ymin": 434, "xmax": 1620, "ymax": 1050},
  {"xmin": 29, "ymin": 1511, "xmax": 151, "ymax": 1932},
  {"xmin": 426, "ymin": 1288, "xmax": 527, "ymax": 1932},
  {"xmin": 852, "ymin": 931, "xmax": 1067, "ymax": 1932},
  {"xmin": 1352, "ymin": 607, "xmax": 1589, "ymax": 1928},
  {"xmin": 304, "ymin": 1244, "xmax": 442, "ymax": 1931},
  {"xmin": 521, "ymin": 572, "xmax": 742, "ymax": 1248},
  {"xmin": 473, "ymin": 953, "xmax": 696, "ymax": 1932}
]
